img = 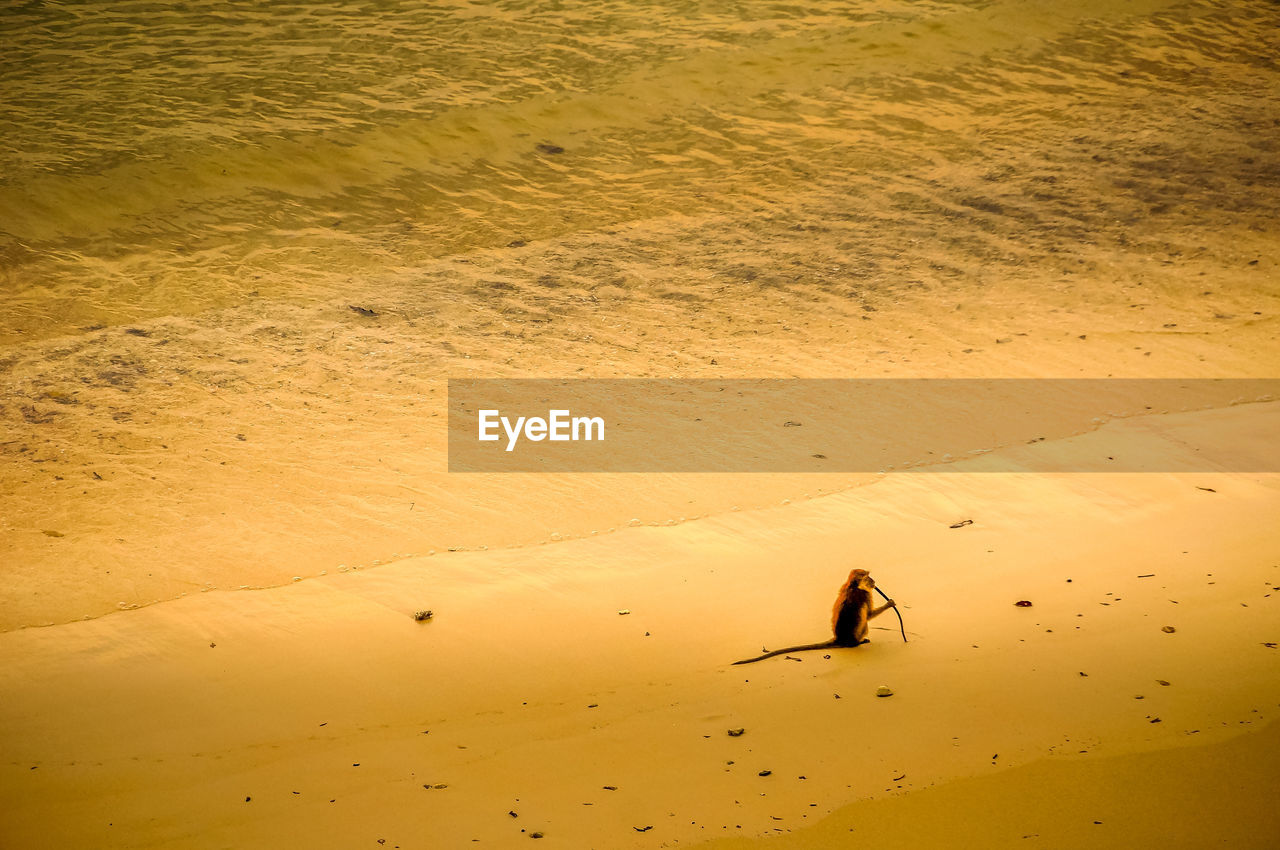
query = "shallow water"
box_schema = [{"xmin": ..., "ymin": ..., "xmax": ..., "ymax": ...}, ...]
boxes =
[
  {"xmin": 2, "ymin": 0, "xmax": 970, "ymax": 337},
  {"xmin": 2, "ymin": 0, "xmax": 1278, "ymax": 628},
  {"xmin": 5, "ymin": 0, "xmax": 1275, "ymax": 343}
]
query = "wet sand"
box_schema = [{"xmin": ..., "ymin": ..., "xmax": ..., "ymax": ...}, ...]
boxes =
[{"xmin": 2, "ymin": 0, "xmax": 1280, "ymax": 847}]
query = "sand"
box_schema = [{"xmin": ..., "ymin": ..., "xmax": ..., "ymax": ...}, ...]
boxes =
[{"xmin": 2, "ymin": 402, "xmax": 1278, "ymax": 848}]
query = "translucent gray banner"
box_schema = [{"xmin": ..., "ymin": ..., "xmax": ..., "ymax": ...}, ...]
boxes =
[{"xmin": 447, "ymin": 379, "xmax": 1280, "ymax": 472}]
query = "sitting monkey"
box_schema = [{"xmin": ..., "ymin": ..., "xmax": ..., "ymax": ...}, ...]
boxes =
[{"xmin": 733, "ymin": 569, "xmax": 896, "ymax": 665}]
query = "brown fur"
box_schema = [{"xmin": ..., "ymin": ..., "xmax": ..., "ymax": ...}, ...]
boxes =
[{"xmin": 732, "ymin": 569, "xmax": 896, "ymax": 665}]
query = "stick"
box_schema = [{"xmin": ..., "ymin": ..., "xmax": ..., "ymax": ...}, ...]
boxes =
[{"xmin": 876, "ymin": 585, "xmax": 907, "ymax": 642}]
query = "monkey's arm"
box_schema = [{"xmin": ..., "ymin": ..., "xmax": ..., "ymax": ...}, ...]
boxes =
[{"xmin": 868, "ymin": 599, "xmax": 896, "ymax": 619}]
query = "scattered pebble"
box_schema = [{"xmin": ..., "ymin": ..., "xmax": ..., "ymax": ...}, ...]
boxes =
[
  {"xmin": 727, "ymin": 728, "xmax": 745, "ymax": 737},
  {"xmin": 1161, "ymin": 625, "xmax": 1177, "ymax": 633},
  {"xmin": 950, "ymin": 519, "xmax": 973, "ymax": 528},
  {"xmin": 1015, "ymin": 600, "xmax": 1033, "ymax": 607},
  {"xmin": 413, "ymin": 610, "xmax": 433, "ymax": 622},
  {"xmin": 758, "ymin": 770, "xmax": 772, "ymax": 777},
  {"xmin": 617, "ymin": 609, "xmax": 630, "ymax": 615},
  {"xmin": 875, "ymin": 686, "xmax": 894, "ymax": 698}
]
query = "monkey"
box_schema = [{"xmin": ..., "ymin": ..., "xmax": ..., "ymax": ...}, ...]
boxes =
[{"xmin": 732, "ymin": 569, "xmax": 896, "ymax": 665}]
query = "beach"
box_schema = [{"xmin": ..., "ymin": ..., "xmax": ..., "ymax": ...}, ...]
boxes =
[
  {"xmin": 2, "ymin": 0, "xmax": 1278, "ymax": 846},
  {"xmin": 3, "ymin": 411, "xmax": 1279, "ymax": 847}
]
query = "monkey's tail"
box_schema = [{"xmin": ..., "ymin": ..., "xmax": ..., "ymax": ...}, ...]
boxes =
[{"xmin": 732, "ymin": 640, "xmax": 836, "ymax": 665}]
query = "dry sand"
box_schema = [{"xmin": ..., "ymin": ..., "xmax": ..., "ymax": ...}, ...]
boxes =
[{"xmin": 2, "ymin": 403, "xmax": 1278, "ymax": 848}]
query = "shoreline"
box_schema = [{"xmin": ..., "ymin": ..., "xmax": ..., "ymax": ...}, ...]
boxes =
[{"xmin": 4, "ymin": 384, "xmax": 1276, "ymax": 635}]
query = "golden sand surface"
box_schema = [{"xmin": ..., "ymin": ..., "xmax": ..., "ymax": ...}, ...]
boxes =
[
  {"xmin": 2, "ymin": 407, "xmax": 1278, "ymax": 848},
  {"xmin": 2, "ymin": 0, "xmax": 1279, "ymax": 847}
]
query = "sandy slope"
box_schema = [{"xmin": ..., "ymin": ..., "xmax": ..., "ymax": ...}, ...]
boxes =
[{"xmin": 2, "ymin": 402, "xmax": 1276, "ymax": 848}]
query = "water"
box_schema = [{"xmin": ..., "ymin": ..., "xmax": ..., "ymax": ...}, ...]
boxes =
[
  {"xmin": 2, "ymin": 0, "xmax": 959, "ymax": 339},
  {"xmin": 7, "ymin": 0, "xmax": 1243, "ymax": 343},
  {"xmin": 2, "ymin": 0, "xmax": 1277, "ymax": 629}
]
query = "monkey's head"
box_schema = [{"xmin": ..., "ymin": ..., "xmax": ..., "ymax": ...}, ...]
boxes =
[{"xmin": 849, "ymin": 569, "xmax": 875, "ymax": 591}]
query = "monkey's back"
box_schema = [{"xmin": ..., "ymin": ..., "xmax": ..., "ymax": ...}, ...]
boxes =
[{"xmin": 831, "ymin": 576, "xmax": 872, "ymax": 645}]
